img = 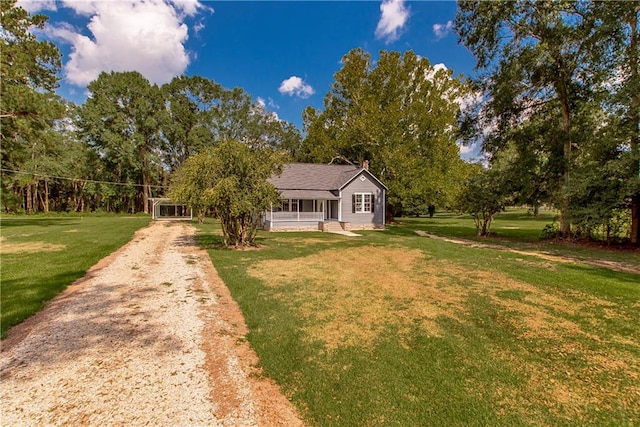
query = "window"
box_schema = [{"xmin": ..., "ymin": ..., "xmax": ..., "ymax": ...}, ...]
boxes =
[
  {"xmin": 353, "ymin": 193, "xmax": 374, "ymax": 213},
  {"xmin": 275, "ymin": 199, "xmax": 300, "ymax": 212}
]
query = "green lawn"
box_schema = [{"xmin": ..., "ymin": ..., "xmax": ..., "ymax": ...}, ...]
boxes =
[
  {"xmin": 0, "ymin": 215, "xmax": 150, "ymax": 337},
  {"xmin": 404, "ymin": 208, "xmax": 640, "ymax": 269},
  {"xmin": 195, "ymin": 213, "xmax": 640, "ymax": 426}
]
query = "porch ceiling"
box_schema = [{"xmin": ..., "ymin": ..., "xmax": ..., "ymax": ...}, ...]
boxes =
[{"xmin": 279, "ymin": 190, "xmax": 339, "ymax": 200}]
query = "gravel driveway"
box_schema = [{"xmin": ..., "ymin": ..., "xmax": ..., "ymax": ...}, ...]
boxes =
[{"xmin": 1, "ymin": 221, "xmax": 302, "ymax": 426}]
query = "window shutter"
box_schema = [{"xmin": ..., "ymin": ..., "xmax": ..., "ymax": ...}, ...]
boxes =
[
  {"xmin": 371, "ymin": 195, "xmax": 375, "ymax": 213},
  {"xmin": 352, "ymin": 194, "xmax": 356, "ymax": 213}
]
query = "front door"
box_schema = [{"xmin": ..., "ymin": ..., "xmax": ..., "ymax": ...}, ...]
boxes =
[{"xmin": 329, "ymin": 200, "xmax": 339, "ymax": 220}]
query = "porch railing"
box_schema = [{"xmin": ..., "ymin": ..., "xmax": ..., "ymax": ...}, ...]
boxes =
[{"xmin": 269, "ymin": 211, "xmax": 324, "ymax": 222}]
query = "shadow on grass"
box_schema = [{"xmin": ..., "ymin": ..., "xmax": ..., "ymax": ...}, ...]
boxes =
[
  {"xmin": 194, "ymin": 232, "xmax": 227, "ymax": 249},
  {"xmin": 0, "ymin": 218, "xmax": 82, "ymax": 228},
  {"xmin": 564, "ymin": 264, "xmax": 640, "ymax": 289},
  {"xmin": 1, "ymin": 270, "xmax": 88, "ymax": 337}
]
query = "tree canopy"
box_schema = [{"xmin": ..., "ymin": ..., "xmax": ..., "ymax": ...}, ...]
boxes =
[
  {"xmin": 456, "ymin": 0, "xmax": 640, "ymax": 244},
  {"xmin": 78, "ymin": 71, "xmax": 166, "ymax": 213},
  {"xmin": 60, "ymin": 71, "xmax": 300, "ymax": 215},
  {"xmin": 169, "ymin": 140, "xmax": 287, "ymax": 246},
  {"xmin": 301, "ymin": 48, "xmax": 471, "ymax": 216},
  {"xmin": 1, "ymin": 0, "xmax": 64, "ymax": 212}
]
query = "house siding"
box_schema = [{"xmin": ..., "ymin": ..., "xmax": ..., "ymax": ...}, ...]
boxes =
[{"xmin": 340, "ymin": 172, "xmax": 385, "ymax": 227}]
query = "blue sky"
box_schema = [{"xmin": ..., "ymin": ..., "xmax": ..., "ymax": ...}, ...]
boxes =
[{"xmin": 19, "ymin": 0, "xmax": 478, "ymax": 155}]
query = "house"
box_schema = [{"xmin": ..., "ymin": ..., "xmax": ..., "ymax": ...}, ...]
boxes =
[{"xmin": 264, "ymin": 162, "xmax": 387, "ymax": 232}]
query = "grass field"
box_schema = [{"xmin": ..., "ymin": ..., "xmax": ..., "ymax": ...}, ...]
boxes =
[
  {"xmin": 403, "ymin": 209, "xmax": 640, "ymax": 269},
  {"xmin": 0, "ymin": 215, "xmax": 150, "ymax": 337},
  {"xmin": 196, "ymin": 210, "xmax": 640, "ymax": 426}
]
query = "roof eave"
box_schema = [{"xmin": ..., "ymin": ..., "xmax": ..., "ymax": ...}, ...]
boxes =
[{"xmin": 338, "ymin": 168, "xmax": 389, "ymax": 191}]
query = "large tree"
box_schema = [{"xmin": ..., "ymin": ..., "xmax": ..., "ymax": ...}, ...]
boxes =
[
  {"xmin": 302, "ymin": 48, "xmax": 470, "ymax": 216},
  {"xmin": 77, "ymin": 71, "xmax": 167, "ymax": 213},
  {"xmin": 161, "ymin": 76, "xmax": 302, "ymax": 171},
  {"xmin": 594, "ymin": 1, "xmax": 640, "ymax": 244},
  {"xmin": 0, "ymin": 1, "xmax": 64, "ymax": 212},
  {"xmin": 161, "ymin": 76, "xmax": 221, "ymax": 171},
  {"xmin": 456, "ymin": 0, "xmax": 640, "ymax": 242},
  {"xmin": 169, "ymin": 140, "xmax": 286, "ymax": 247}
]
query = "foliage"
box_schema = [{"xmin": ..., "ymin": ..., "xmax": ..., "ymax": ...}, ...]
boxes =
[
  {"xmin": 301, "ymin": 48, "xmax": 471, "ymax": 216},
  {"xmin": 77, "ymin": 71, "xmax": 167, "ymax": 214},
  {"xmin": 170, "ymin": 141, "xmax": 287, "ymax": 246},
  {"xmin": 161, "ymin": 76, "xmax": 302, "ymax": 172},
  {"xmin": 565, "ymin": 131, "xmax": 639, "ymax": 243},
  {"xmin": 455, "ymin": 0, "xmax": 640, "ymax": 244},
  {"xmin": 453, "ymin": 168, "xmax": 512, "ymax": 236},
  {"xmin": 0, "ymin": 1, "xmax": 64, "ymax": 212},
  {"xmin": 0, "ymin": 215, "xmax": 150, "ymax": 337},
  {"xmin": 161, "ymin": 76, "xmax": 220, "ymax": 171},
  {"xmin": 598, "ymin": 1, "xmax": 640, "ymax": 244}
]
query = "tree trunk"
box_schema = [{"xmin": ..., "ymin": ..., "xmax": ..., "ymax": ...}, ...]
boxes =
[
  {"xmin": 142, "ymin": 172, "xmax": 150, "ymax": 214},
  {"xmin": 25, "ymin": 184, "xmax": 32, "ymax": 213},
  {"xmin": 33, "ymin": 183, "xmax": 39, "ymax": 213},
  {"xmin": 43, "ymin": 180, "xmax": 49, "ymax": 213},
  {"xmin": 557, "ymin": 79, "xmax": 572, "ymax": 238},
  {"xmin": 629, "ymin": 9, "xmax": 640, "ymax": 245}
]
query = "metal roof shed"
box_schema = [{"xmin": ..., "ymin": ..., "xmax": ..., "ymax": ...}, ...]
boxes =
[{"xmin": 150, "ymin": 198, "xmax": 192, "ymax": 221}]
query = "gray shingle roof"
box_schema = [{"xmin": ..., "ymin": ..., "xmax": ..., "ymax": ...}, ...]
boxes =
[
  {"xmin": 278, "ymin": 190, "xmax": 339, "ymax": 200},
  {"xmin": 269, "ymin": 163, "xmax": 362, "ymax": 191}
]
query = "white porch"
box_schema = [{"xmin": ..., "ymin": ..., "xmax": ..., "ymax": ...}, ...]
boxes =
[
  {"xmin": 264, "ymin": 197, "xmax": 341, "ymax": 230},
  {"xmin": 268, "ymin": 211, "xmax": 325, "ymax": 222}
]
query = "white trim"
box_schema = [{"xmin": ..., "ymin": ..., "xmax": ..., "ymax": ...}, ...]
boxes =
[
  {"xmin": 353, "ymin": 192, "xmax": 372, "ymax": 213},
  {"xmin": 338, "ymin": 169, "xmax": 388, "ymax": 191},
  {"xmin": 338, "ymin": 190, "xmax": 342, "ymax": 221}
]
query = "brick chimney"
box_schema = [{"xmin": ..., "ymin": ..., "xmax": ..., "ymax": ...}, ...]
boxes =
[{"xmin": 362, "ymin": 160, "xmax": 369, "ymax": 171}]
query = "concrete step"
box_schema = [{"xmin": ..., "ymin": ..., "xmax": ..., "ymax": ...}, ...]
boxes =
[{"xmin": 322, "ymin": 222, "xmax": 345, "ymax": 232}]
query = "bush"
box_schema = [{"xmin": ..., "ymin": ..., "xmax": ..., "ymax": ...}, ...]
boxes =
[{"xmin": 453, "ymin": 169, "xmax": 512, "ymax": 237}]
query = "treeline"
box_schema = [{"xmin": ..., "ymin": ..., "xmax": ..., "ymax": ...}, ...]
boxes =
[
  {"xmin": 1, "ymin": 1, "xmax": 638, "ymax": 245},
  {"xmin": 1, "ymin": 2, "xmax": 301, "ymax": 214},
  {"xmin": 2, "ymin": 72, "xmax": 302, "ymax": 214},
  {"xmin": 0, "ymin": 1, "xmax": 469, "ymax": 219},
  {"xmin": 2, "ymin": 63, "xmax": 301, "ymax": 213}
]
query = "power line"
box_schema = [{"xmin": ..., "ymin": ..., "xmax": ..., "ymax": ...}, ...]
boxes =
[{"xmin": 0, "ymin": 168, "xmax": 169, "ymax": 189}]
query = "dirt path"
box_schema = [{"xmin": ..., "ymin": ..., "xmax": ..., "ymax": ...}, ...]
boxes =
[
  {"xmin": 414, "ymin": 230, "xmax": 640, "ymax": 275},
  {"xmin": 1, "ymin": 221, "xmax": 302, "ymax": 426}
]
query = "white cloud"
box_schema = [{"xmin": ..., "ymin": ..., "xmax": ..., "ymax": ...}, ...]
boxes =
[
  {"xmin": 60, "ymin": 0, "xmax": 97, "ymax": 16},
  {"xmin": 278, "ymin": 76, "xmax": 315, "ymax": 99},
  {"xmin": 170, "ymin": 0, "xmax": 204, "ymax": 17},
  {"xmin": 267, "ymin": 97, "xmax": 279, "ymax": 109},
  {"xmin": 424, "ymin": 62, "xmax": 449, "ymax": 80},
  {"xmin": 48, "ymin": 0, "xmax": 205, "ymax": 87},
  {"xmin": 375, "ymin": 0, "xmax": 410, "ymax": 44},
  {"xmin": 457, "ymin": 141, "xmax": 475, "ymax": 155},
  {"xmin": 433, "ymin": 20, "xmax": 454, "ymax": 40},
  {"xmin": 193, "ymin": 21, "xmax": 205, "ymax": 35},
  {"xmin": 253, "ymin": 97, "xmax": 280, "ymax": 121},
  {"xmin": 16, "ymin": 0, "xmax": 57, "ymax": 13}
]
